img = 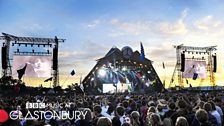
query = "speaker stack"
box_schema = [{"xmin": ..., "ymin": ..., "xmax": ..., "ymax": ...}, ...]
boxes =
[
  {"xmin": 213, "ymin": 55, "xmax": 217, "ymax": 73},
  {"xmin": 180, "ymin": 53, "xmax": 185, "ymax": 72},
  {"xmin": 53, "ymin": 47, "xmax": 58, "ymax": 70},
  {"xmin": 1, "ymin": 46, "xmax": 7, "ymax": 69}
]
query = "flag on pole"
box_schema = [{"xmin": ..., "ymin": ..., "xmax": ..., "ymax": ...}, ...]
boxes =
[
  {"xmin": 128, "ymin": 85, "xmax": 132, "ymax": 92},
  {"xmin": 140, "ymin": 42, "xmax": 145, "ymax": 60},
  {"xmin": 70, "ymin": 70, "xmax": 75, "ymax": 76},
  {"xmin": 44, "ymin": 77, "xmax": 53, "ymax": 82},
  {"xmin": 193, "ymin": 73, "xmax": 198, "ymax": 80},
  {"xmin": 17, "ymin": 64, "xmax": 27, "ymax": 80},
  {"xmin": 79, "ymin": 76, "xmax": 84, "ymax": 92}
]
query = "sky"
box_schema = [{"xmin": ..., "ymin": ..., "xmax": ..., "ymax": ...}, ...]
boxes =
[{"xmin": 1, "ymin": 0, "xmax": 224, "ymax": 88}]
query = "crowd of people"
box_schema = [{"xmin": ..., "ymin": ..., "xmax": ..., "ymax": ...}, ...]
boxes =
[{"xmin": 0, "ymin": 91, "xmax": 224, "ymax": 126}]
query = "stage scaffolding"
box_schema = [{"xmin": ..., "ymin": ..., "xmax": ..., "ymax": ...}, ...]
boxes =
[
  {"xmin": 169, "ymin": 44, "xmax": 217, "ymax": 89},
  {"xmin": 0, "ymin": 33, "xmax": 65, "ymax": 87}
]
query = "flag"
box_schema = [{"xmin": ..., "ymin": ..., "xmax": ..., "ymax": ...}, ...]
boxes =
[
  {"xmin": 140, "ymin": 42, "xmax": 145, "ymax": 60},
  {"xmin": 163, "ymin": 62, "xmax": 165, "ymax": 69},
  {"xmin": 150, "ymin": 80, "xmax": 156, "ymax": 85},
  {"xmin": 193, "ymin": 73, "xmax": 198, "ymax": 80},
  {"xmin": 79, "ymin": 76, "xmax": 84, "ymax": 92},
  {"xmin": 128, "ymin": 85, "xmax": 132, "ymax": 92},
  {"xmin": 44, "ymin": 77, "xmax": 53, "ymax": 82},
  {"xmin": 70, "ymin": 70, "xmax": 75, "ymax": 76},
  {"xmin": 80, "ymin": 83, "xmax": 84, "ymax": 92},
  {"xmin": 137, "ymin": 73, "xmax": 141, "ymax": 79},
  {"xmin": 146, "ymin": 79, "xmax": 150, "ymax": 87},
  {"xmin": 17, "ymin": 64, "xmax": 27, "ymax": 80}
]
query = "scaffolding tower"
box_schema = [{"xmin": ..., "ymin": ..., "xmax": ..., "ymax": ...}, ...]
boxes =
[
  {"xmin": 169, "ymin": 44, "xmax": 217, "ymax": 88},
  {"xmin": 0, "ymin": 33, "xmax": 65, "ymax": 87}
]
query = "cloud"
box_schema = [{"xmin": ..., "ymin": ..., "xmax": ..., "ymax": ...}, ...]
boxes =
[
  {"xmin": 145, "ymin": 42, "xmax": 176, "ymax": 63},
  {"xmin": 110, "ymin": 19, "xmax": 151, "ymax": 36},
  {"xmin": 192, "ymin": 15, "xmax": 224, "ymax": 37},
  {"xmin": 156, "ymin": 8, "xmax": 189, "ymax": 36},
  {"xmin": 86, "ymin": 20, "xmax": 101, "ymax": 28},
  {"xmin": 109, "ymin": 8, "xmax": 189, "ymax": 37},
  {"xmin": 58, "ymin": 40, "xmax": 110, "ymax": 75}
]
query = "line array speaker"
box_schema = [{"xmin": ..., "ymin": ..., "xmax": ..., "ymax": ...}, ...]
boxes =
[
  {"xmin": 180, "ymin": 53, "xmax": 185, "ymax": 72},
  {"xmin": 1, "ymin": 47, "xmax": 7, "ymax": 69},
  {"xmin": 53, "ymin": 47, "xmax": 58, "ymax": 70},
  {"xmin": 213, "ymin": 55, "xmax": 217, "ymax": 72}
]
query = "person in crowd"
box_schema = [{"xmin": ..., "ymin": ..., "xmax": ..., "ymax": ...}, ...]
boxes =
[
  {"xmin": 97, "ymin": 117, "xmax": 112, "ymax": 126},
  {"xmin": 147, "ymin": 113, "xmax": 163, "ymax": 126},
  {"xmin": 93, "ymin": 105, "xmax": 104, "ymax": 126},
  {"xmin": 172, "ymin": 100, "xmax": 188, "ymax": 124},
  {"xmin": 164, "ymin": 102, "xmax": 176, "ymax": 118},
  {"xmin": 75, "ymin": 108, "xmax": 92, "ymax": 126},
  {"xmin": 163, "ymin": 118, "xmax": 173, "ymax": 126},
  {"xmin": 194, "ymin": 109, "xmax": 211, "ymax": 126},
  {"xmin": 130, "ymin": 111, "xmax": 143, "ymax": 126},
  {"xmin": 209, "ymin": 101, "xmax": 222, "ymax": 126},
  {"xmin": 214, "ymin": 98, "xmax": 223, "ymax": 124},
  {"xmin": 203, "ymin": 102, "xmax": 218, "ymax": 125},
  {"xmin": 112, "ymin": 116, "xmax": 121, "ymax": 126},
  {"xmin": 157, "ymin": 104, "xmax": 165, "ymax": 120},
  {"xmin": 175, "ymin": 116, "xmax": 189, "ymax": 126},
  {"xmin": 116, "ymin": 106, "xmax": 126, "ymax": 124},
  {"xmin": 140, "ymin": 100, "xmax": 148, "ymax": 124}
]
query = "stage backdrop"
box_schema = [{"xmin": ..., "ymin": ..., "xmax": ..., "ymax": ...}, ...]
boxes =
[
  {"xmin": 183, "ymin": 60, "xmax": 207, "ymax": 79},
  {"xmin": 12, "ymin": 55, "xmax": 52, "ymax": 78}
]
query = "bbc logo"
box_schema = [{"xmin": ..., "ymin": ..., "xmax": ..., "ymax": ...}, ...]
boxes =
[{"xmin": 26, "ymin": 103, "xmax": 45, "ymax": 109}]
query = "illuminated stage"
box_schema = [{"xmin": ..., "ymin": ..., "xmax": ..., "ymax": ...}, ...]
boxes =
[{"xmin": 83, "ymin": 44, "xmax": 164, "ymax": 94}]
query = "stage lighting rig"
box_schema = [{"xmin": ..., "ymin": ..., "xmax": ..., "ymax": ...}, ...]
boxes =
[{"xmin": 0, "ymin": 33, "xmax": 65, "ymax": 87}]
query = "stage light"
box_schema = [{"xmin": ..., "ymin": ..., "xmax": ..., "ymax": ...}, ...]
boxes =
[
  {"xmin": 98, "ymin": 69, "xmax": 106, "ymax": 77},
  {"xmin": 122, "ymin": 66, "xmax": 127, "ymax": 71},
  {"xmin": 147, "ymin": 71, "xmax": 151, "ymax": 74},
  {"xmin": 91, "ymin": 78, "xmax": 94, "ymax": 81}
]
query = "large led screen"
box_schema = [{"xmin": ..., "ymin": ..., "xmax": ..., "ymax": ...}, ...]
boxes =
[
  {"xmin": 183, "ymin": 60, "xmax": 207, "ymax": 79},
  {"xmin": 12, "ymin": 55, "xmax": 52, "ymax": 78},
  {"xmin": 103, "ymin": 83, "xmax": 131, "ymax": 93}
]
